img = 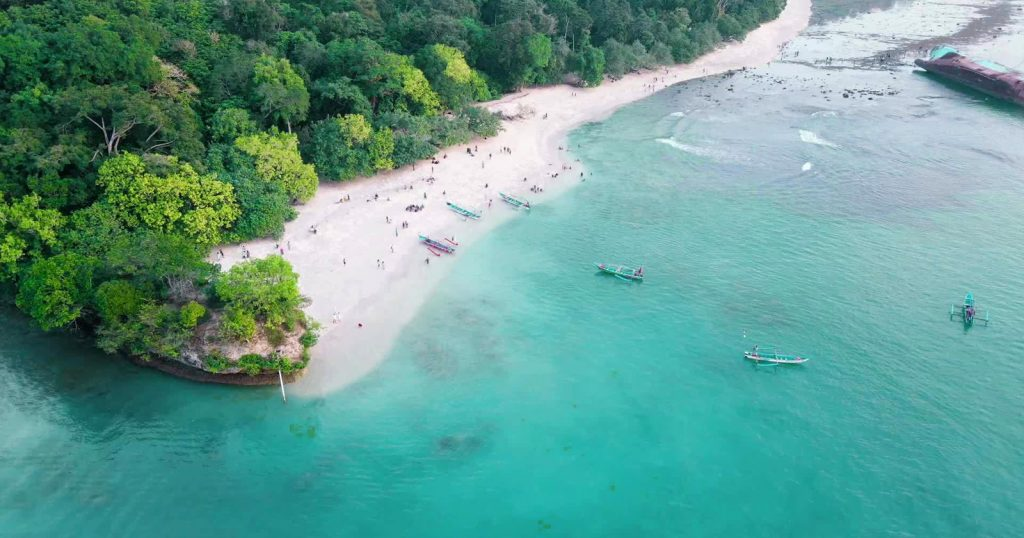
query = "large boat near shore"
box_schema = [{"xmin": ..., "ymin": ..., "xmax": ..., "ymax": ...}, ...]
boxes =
[{"xmin": 914, "ymin": 45, "xmax": 1024, "ymax": 106}]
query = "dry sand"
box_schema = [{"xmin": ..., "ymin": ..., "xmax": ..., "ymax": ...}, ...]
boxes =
[{"xmin": 219, "ymin": 0, "xmax": 812, "ymax": 396}]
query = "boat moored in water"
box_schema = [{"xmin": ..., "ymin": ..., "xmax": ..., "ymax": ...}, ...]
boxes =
[
  {"xmin": 950, "ymin": 292, "xmax": 989, "ymax": 326},
  {"xmin": 743, "ymin": 345, "xmax": 809, "ymax": 365},
  {"xmin": 914, "ymin": 45, "xmax": 1024, "ymax": 106},
  {"xmin": 595, "ymin": 263, "xmax": 644, "ymax": 282}
]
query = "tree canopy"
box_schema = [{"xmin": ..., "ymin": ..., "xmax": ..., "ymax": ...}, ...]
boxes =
[
  {"xmin": 97, "ymin": 153, "xmax": 240, "ymax": 246},
  {"xmin": 0, "ymin": 0, "xmax": 785, "ymax": 370},
  {"xmin": 214, "ymin": 255, "xmax": 303, "ymax": 327}
]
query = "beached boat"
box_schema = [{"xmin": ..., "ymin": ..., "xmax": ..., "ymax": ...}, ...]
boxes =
[
  {"xmin": 915, "ymin": 45, "xmax": 1024, "ymax": 106},
  {"xmin": 595, "ymin": 263, "xmax": 644, "ymax": 282},
  {"xmin": 499, "ymin": 192, "xmax": 531, "ymax": 210},
  {"xmin": 743, "ymin": 346, "xmax": 809, "ymax": 365},
  {"xmin": 446, "ymin": 202, "xmax": 481, "ymax": 220},
  {"xmin": 950, "ymin": 292, "xmax": 989, "ymax": 326},
  {"xmin": 418, "ymin": 235, "xmax": 455, "ymax": 254}
]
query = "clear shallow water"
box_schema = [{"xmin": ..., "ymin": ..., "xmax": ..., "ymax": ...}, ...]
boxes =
[{"xmin": 4, "ymin": 1, "xmax": 1024, "ymax": 536}]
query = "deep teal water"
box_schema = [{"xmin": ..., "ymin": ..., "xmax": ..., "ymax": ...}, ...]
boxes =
[{"xmin": 3, "ymin": 2, "xmax": 1024, "ymax": 536}]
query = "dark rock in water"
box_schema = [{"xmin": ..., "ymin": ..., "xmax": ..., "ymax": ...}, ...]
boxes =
[
  {"xmin": 436, "ymin": 433, "xmax": 484, "ymax": 455},
  {"xmin": 437, "ymin": 435, "xmax": 459, "ymax": 452}
]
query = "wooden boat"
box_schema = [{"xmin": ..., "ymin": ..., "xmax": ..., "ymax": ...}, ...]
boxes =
[
  {"xmin": 915, "ymin": 45, "xmax": 1024, "ymax": 106},
  {"xmin": 418, "ymin": 235, "xmax": 455, "ymax": 254},
  {"xmin": 743, "ymin": 346, "xmax": 809, "ymax": 365},
  {"xmin": 595, "ymin": 263, "xmax": 644, "ymax": 282},
  {"xmin": 446, "ymin": 202, "xmax": 481, "ymax": 220},
  {"xmin": 499, "ymin": 192, "xmax": 531, "ymax": 210},
  {"xmin": 950, "ymin": 292, "xmax": 989, "ymax": 326}
]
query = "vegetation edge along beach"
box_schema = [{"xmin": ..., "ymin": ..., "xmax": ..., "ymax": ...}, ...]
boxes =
[{"xmin": 0, "ymin": 0, "xmax": 806, "ymax": 385}]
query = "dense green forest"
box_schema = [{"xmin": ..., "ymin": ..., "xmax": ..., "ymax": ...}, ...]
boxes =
[{"xmin": 0, "ymin": 0, "xmax": 783, "ymax": 376}]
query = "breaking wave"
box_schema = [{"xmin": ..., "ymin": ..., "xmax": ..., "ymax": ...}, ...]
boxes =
[
  {"xmin": 655, "ymin": 138, "xmax": 733, "ymax": 161},
  {"xmin": 799, "ymin": 129, "xmax": 840, "ymax": 148}
]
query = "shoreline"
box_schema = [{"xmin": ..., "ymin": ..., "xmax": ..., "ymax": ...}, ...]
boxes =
[{"xmin": 219, "ymin": 0, "xmax": 813, "ymax": 397}]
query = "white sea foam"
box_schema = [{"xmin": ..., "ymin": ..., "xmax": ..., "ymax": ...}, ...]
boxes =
[
  {"xmin": 669, "ymin": 111, "xmax": 687, "ymax": 117},
  {"xmin": 810, "ymin": 110, "xmax": 837, "ymax": 118},
  {"xmin": 656, "ymin": 138, "xmax": 732, "ymax": 160},
  {"xmin": 802, "ymin": 162, "xmax": 813, "ymax": 171},
  {"xmin": 798, "ymin": 129, "xmax": 840, "ymax": 148}
]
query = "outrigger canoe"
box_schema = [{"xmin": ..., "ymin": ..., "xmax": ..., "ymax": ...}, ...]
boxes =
[
  {"xmin": 950, "ymin": 292, "xmax": 989, "ymax": 326},
  {"xmin": 499, "ymin": 192, "xmax": 531, "ymax": 210},
  {"xmin": 595, "ymin": 263, "xmax": 644, "ymax": 282},
  {"xmin": 743, "ymin": 346, "xmax": 809, "ymax": 365},
  {"xmin": 419, "ymin": 235, "xmax": 455, "ymax": 254},
  {"xmin": 446, "ymin": 202, "xmax": 481, "ymax": 220}
]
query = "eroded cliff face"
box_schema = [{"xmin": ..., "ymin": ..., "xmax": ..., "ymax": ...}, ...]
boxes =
[{"xmin": 149, "ymin": 310, "xmax": 315, "ymax": 383}]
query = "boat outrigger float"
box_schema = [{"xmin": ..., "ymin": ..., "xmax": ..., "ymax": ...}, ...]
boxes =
[
  {"xmin": 595, "ymin": 263, "xmax": 644, "ymax": 282},
  {"xmin": 446, "ymin": 202, "xmax": 481, "ymax": 220},
  {"xmin": 950, "ymin": 292, "xmax": 989, "ymax": 326},
  {"xmin": 744, "ymin": 345, "xmax": 809, "ymax": 365},
  {"xmin": 499, "ymin": 192, "xmax": 531, "ymax": 210},
  {"xmin": 419, "ymin": 235, "xmax": 455, "ymax": 254}
]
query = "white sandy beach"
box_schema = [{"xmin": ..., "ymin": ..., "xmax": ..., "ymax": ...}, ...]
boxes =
[{"xmin": 220, "ymin": 0, "xmax": 812, "ymax": 396}]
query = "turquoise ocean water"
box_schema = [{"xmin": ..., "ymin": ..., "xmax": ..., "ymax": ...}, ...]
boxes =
[{"xmin": 3, "ymin": 1, "xmax": 1024, "ymax": 535}]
